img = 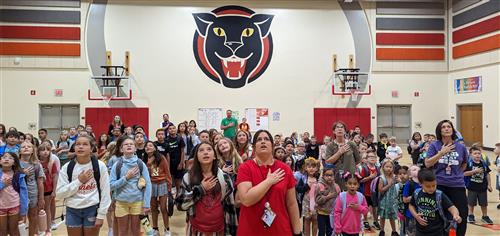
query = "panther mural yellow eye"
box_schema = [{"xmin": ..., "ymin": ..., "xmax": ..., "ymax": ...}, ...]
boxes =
[
  {"xmin": 242, "ymin": 28, "xmax": 254, "ymax": 37},
  {"xmin": 213, "ymin": 27, "xmax": 225, "ymax": 37}
]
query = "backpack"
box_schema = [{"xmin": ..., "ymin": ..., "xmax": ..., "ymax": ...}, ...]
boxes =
[
  {"xmin": 370, "ymin": 175, "xmax": 388, "ymax": 203},
  {"xmin": 359, "ymin": 164, "xmax": 380, "ymax": 192},
  {"xmin": 67, "ymin": 156, "xmax": 101, "ymax": 200},
  {"xmin": 412, "ymin": 189, "xmax": 452, "ymax": 232},
  {"xmin": 464, "ymin": 158, "xmax": 488, "ymax": 187},
  {"xmin": 407, "ymin": 140, "xmax": 413, "ymax": 155},
  {"xmin": 115, "ymin": 158, "xmax": 144, "ymax": 179}
]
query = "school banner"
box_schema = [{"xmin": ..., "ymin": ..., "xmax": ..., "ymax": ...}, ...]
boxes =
[{"xmin": 454, "ymin": 76, "xmax": 482, "ymax": 94}]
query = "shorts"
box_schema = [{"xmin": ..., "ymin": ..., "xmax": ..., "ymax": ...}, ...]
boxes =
[
  {"xmin": 114, "ymin": 201, "xmax": 143, "ymax": 218},
  {"xmin": 28, "ymin": 193, "xmax": 38, "ymax": 208},
  {"xmin": 0, "ymin": 206, "xmax": 20, "ymax": 216},
  {"xmin": 44, "ymin": 191, "xmax": 52, "ymax": 197},
  {"xmin": 467, "ymin": 190, "xmax": 487, "ymax": 207},
  {"xmin": 170, "ymin": 161, "xmax": 184, "ymax": 180},
  {"xmin": 66, "ymin": 205, "xmax": 98, "ymax": 228},
  {"xmin": 152, "ymin": 182, "xmax": 169, "ymax": 197},
  {"xmin": 371, "ymin": 194, "xmax": 379, "ymax": 207},
  {"xmin": 405, "ymin": 217, "xmax": 416, "ymax": 236},
  {"xmin": 365, "ymin": 195, "xmax": 373, "ymax": 207}
]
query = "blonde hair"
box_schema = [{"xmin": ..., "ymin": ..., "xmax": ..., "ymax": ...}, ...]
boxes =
[
  {"xmin": 102, "ymin": 142, "xmax": 117, "ymax": 164},
  {"xmin": 389, "ymin": 136, "xmax": 397, "ymax": 142},
  {"xmin": 380, "ymin": 159, "xmax": 394, "ymax": 175},
  {"xmin": 216, "ymin": 137, "xmax": 242, "ymax": 173},
  {"xmin": 21, "ymin": 141, "xmax": 39, "ymax": 164},
  {"xmin": 304, "ymin": 157, "xmax": 320, "ymax": 168}
]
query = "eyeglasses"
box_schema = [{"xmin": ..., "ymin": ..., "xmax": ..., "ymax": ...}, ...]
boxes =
[{"xmin": 323, "ymin": 174, "xmax": 334, "ymax": 177}]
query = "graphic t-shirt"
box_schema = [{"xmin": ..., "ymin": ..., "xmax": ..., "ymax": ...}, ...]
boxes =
[
  {"xmin": 426, "ymin": 141, "xmax": 467, "ymax": 187},
  {"xmin": 386, "ymin": 146, "xmax": 402, "ymax": 161},
  {"xmin": 166, "ymin": 135, "xmax": 185, "ymax": 164},
  {"xmin": 221, "ymin": 117, "xmax": 238, "ymax": 138},
  {"xmin": 410, "ymin": 190, "xmax": 453, "ymax": 236},
  {"xmin": 465, "ymin": 161, "xmax": 491, "ymax": 192},
  {"xmin": 154, "ymin": 141, "xmax": 169, "ymax": 158}
]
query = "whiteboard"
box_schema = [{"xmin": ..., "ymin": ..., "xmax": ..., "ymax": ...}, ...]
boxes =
[
  {"xmin": 197, "ymin": 108, "xmax": 223, "ymax": 131},
  {"xmin": 245, "ymin": 108, "xmax": 269, "ymax": 131}
]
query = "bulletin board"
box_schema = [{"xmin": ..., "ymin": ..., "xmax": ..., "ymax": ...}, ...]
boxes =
[
  {"xmin": 245, "ymin": 108, "xmax": 269, "ymax": 131},
  {"xmin": 198, "ymin": 108, "xmax": 223, "ymax": 131}
]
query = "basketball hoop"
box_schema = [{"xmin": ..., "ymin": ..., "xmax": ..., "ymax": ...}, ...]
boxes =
[{"xmin": 103, "ymin": 93, "xmax": 113, "ymax": 106}]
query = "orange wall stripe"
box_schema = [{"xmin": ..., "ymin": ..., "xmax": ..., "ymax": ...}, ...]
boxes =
[
  {"xmin": 453, "ymin": 34, "xmax": 500, "ymax": 59},
  {"xmin": 0, "ymin": 42, "xmax": 80, "ymax": 56},
  {"xmin": 376, "ymin": 48, "xmax": 444, "ymax": 60}
]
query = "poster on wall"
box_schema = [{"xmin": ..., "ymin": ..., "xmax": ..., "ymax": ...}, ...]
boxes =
[
  {"xmin": 245, "ymin": 108, "xmax": 269, "ymax": 131},
  {"xmin": 198, "ymin": 108, "xmax": 223, "ymax": 131},
  {"xmin": 455, "ymin": 76, "xmax": 482, "ymax": 94}
]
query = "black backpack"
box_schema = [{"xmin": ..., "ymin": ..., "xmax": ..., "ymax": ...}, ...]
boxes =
[{"xmin": 67, "ymin": 156, "xmax": 101, "ymax": 200}]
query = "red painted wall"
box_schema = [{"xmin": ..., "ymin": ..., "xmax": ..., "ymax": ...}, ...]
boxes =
[
  {"xmin": 313, "ymin": 108, "xmax": 371, "ymax": 142},
  {"xmin": 85, "ymin": 107, "xmax": 149, "ymax": 137}
]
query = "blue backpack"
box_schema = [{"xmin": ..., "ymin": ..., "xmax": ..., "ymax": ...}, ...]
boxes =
[
  {"xmin": 464, "ymin": 158, "xmax": 487, "ymax": 187},
  {"xmin": 412, "ymin": 189, "xmax": 452, "ymax": 232}
]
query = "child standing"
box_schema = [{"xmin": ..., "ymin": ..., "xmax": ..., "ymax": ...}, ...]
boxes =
[
  {"xmin": 495, "ymin": 143, "xmax": 500, "ymax": 209},
  {"xmin": 38, "ymin": 143, "xmax": 59, "ymax": 236},
  {"xmin": 4, "ymin": 131, "xmax": 21, "ymax": 155},
  {"xmin": 334, "ymin": 173, "xmax": 369, "ymax": 236},
  {"xmin": 19, "ymin": 141, "xmax": 45, "ymax": 236},
  {"xmin": 385, "ymin": 137, "xmax": 402, "ymax": 165},
  {"xmin": 56, "ymin": 134, "xmax": 111, "ymax": 236},
  {"xmin": 377, "ymin": 133, "xmax": 388, "ymax": 163},
  {"xmin": 396, "ymin": 166, "xmax": 409, "ymax": 236},
  {"xmin": 403, "ymin": 165, "xmax": 421, "ymax": 236},
  {"xmin": 56, "ymin": 131, "xmax": 71, "ymax": 167},
  {"xmin": 0, "ymin": 152, "xmax": 29, "ymax": 236},
  {"xmin": 377, "ymin": 159, "xmax": 399, "ymax": 236},
  {"xmin": 359, "ymin": 150, "xmax": 381, "ymax": 230},
  {"xmin": 417, "ymin": 142, "xmax": 430, "ymax": 168},
  {"xmin": 110, "ymin": 136, "xmax": 152, "ymax": 236},
  {"xmin": 301, "ymin": 158, "xmax": 320, "ymax": 236},
  {"xmin": 315, "ymin": 164, "xmax": 340, "ymax": 236},
  {"xmin": 464, "ymin": 146, "xmax": 493, "ymax": 224},
  {"xmin": 409, "ymin": 168, "xmax": 461, "ymax": 236}
]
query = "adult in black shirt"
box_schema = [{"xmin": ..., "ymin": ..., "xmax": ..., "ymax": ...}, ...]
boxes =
[{"xmin": 166, "ymin": 124, "xmax": 185, "ymax": 197}]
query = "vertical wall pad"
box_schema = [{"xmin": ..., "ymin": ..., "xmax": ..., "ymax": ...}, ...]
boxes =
[
  {"xmin": 452, "ymin": 0, "xmax": 500, "ymax": 28},
  {"xmin": 376, "ymin": 2, "xmax": 444, "ymax": 15},
  {"xmin": 85, "ymin": 108, "xmax": 149, "ymax": 137},
  {"xmin": 376, "ymin": 18, "xmax": 444, "ymax": 31},
  {"xmin": 314, "ymin": 108, "xmax": 371, "ymax": 142},
  {"xmin": 0, "ymin": 9, "xmax": 80, "ymax": 24}
]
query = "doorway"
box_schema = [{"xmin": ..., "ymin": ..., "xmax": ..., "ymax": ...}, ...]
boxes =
[
  {"xmin": 39, "ymin": 104, "xmax": 80, "ymax": 142},
  {"xmin": 458, "ymin": 104, "xmax": 482, "ymax": 146},
  {"xmin": 377, "ymin": 105, "xmax": 411, "ymax": 143}
]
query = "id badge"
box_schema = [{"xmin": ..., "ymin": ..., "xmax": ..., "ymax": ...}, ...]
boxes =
[
  {"xmin": 261, "ymin": 205, "xmax": 276, "ymax": 228},
  {"xmin": 445, "ymin": 165, "xmax": 452, "ymax": 175}
]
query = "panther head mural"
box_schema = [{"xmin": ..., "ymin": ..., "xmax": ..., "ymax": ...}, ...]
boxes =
[{"xmin": 193, "ymin": 6, "xmax": 274, "ymax": 88}]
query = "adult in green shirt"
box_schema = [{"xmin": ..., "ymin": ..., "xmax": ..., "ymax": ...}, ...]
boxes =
[{"xmin": 221, "ymin": 110, "xmax": 238, "ymax": 140}]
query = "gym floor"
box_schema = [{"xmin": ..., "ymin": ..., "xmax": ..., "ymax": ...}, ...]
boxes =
[{"xmin": 51, "ymin": 150, "xmax": 500, "ymax": 236}]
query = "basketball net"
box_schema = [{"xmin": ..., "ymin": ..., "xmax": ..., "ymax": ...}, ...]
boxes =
[
  {"xmin": 103, "ymin": 93, "xmax": 113, "ymax": 106},
  {"xmin": 350, "ymin": 89, "xmax": 358, "ymax": 101}
]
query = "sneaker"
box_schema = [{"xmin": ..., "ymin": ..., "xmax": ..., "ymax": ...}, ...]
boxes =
[
  {"xmin": 373, "ymin": 221, "xmax": 381, "ymax": 230},
  {"xmin": 391, "ymin": 232, "xmax": 399, "ymax": 236},
  {"xmin": 164, "ymin": 230, "xmax": 171, "ymax": 236},
  {"xmin": 379, "ymin": 230, "xmax": 385, "ymax": 236},
  {"xmin": 108, "ymin": 229, "xmax": 114, "ymax": 236},
  {"xmin": 467, "ymin": 214, "xmax": 475, "ymax": 223},
  {"xmin": 481, "ymin": 216, "xmax": 493, "ymax": 224},
  {"xmin": 363, "ymin": 221, "xmax": 371, "ymax": 230},
  {"xmin": 50, "ymin": 222, "xmax": 56, "ymax": 230}
]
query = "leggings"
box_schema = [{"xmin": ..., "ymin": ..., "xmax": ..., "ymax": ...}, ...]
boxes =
[
  {"xmin": 317, "ymin": 214, "xmax": 332, "ymax": 236},
  {"xmin": 437, "ymin": 185, "xmax": 467, "ymax": 236}
]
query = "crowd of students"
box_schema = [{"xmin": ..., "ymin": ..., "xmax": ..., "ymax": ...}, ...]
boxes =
[{"xmin": 0, "ymin": 117, "xmax": 499, "ymax": 236}]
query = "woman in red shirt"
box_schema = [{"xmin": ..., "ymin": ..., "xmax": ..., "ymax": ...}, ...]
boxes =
[{"xmin": 236, "ymin": 130, "xmax": 301, "ymax": 236}]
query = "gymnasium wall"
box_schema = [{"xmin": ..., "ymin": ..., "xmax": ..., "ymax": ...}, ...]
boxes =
[{"xmin": 0, "ymin": 0, "xmax": 497, "ymax": 146}]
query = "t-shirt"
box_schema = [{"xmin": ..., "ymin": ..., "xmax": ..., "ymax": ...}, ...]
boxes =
[
  {"xmin": 4, "ymin": 144, "xmax": 20, "ymax": 155},
  {"xmin": 41, "ymin": 160, "xmax": 59, "ymax": 193},
  {"xmin": 426, "ymin": 141, "xmax": 467, "ymax": 187},
  {"xmin": 57, "ymin": 141, "xmax": 70, "ymax": 160},
  {"xmin": 403, "ymin": 180, "xmax": 421, "ymax": 218},
  {"xmin": 386, "ymin": 146, "xmax": 402, "ymax": 161},
  {"xmin": 325, "ymin": 141, "xmax": 361, "ymax": 176},
  {"xmin": 0, "ymin": 171, "xmax": 19, "ymax": 209},
  {"xmin": 154, "ymin": 141, "xmax": 169, "ymax": 158},
  {"xmin": 221, "ymin": 117, "xmax": 238, "ymax": 138},
  {"xmin": 360, "ymin": 165, "xmax": 378, "ymax": 196},
  {"xmin": 136, "ymin": 148, "xmax": 146, "ymax": 162},
  {"xmin": 410, "ymin": 190, "xmax": 453, "ymax": 236},
  {"xmin": 190, "ymin": 188, "xmax": 224, "ymax": 233},
  {"xmin": 236, "ymin": 160, "xmax": 296, "ymax": 235},
  {"xmin": 166, "ymin": 135, "xmax": 185, "ymax": 164},
  {"xmin": 306, "ymin": 144, "xmax": 319, "ymax": 159},
  {"xmin": 465, "ymin": 160, "xmax": 491, "ymax": 192},
  {"xmin": 20, "ymin": 161, "xmax": 46, "ymax": 200}
]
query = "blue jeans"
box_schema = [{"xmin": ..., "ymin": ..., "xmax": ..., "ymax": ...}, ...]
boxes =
[
  {"xmin": 317, "ymin": 214, "xmax": 332, "ymax": 236},
  {"xmin": 66, "ymin": 205, "xmax": 98, "ymax": 228}
]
